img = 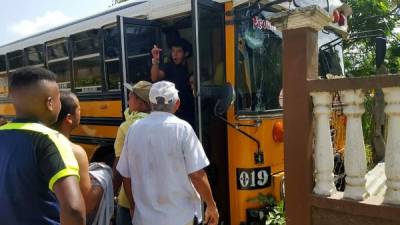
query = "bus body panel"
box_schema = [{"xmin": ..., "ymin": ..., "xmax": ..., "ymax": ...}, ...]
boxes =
[{"xmin": 79, "ymin": 100, "xmax": 122, "ymax": 118}]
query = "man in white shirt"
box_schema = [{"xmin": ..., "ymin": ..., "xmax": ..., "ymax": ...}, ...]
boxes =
[{"xmin": 117, "ymin": 81, "xmax": 219, "ymax": 225}]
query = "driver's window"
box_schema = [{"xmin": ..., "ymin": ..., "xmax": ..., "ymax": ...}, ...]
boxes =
[{"xmin": 235, "ymin": 8, "xmax": 282, "ymax": 115}]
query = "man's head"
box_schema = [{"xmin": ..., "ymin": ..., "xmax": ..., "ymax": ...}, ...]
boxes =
[
  {"xmin": 0, "ymin": 115, "xmax": 7, "ymax": 126},
  {"xmin": 9, "ymin": 67, "xmax": 61, "ymax": 125},
  {"xmin": 170, "ymin": 38, "xmax": 191, "ymax": 65},
  {"xmin": 51, "ymin": 91, "xmax": 80, "ymax": 134},
  {"xmin": 124, "ymin": 81, "xmax": 152, "ymax": 113},
  {"xmin": 149, "ymin": 81, "xmax": 180, "ymax": 113}
]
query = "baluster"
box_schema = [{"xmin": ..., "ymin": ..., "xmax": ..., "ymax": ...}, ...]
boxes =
[
  {"xmin": 383, "ymin": 87, "xmax": 400, "ymax": 205},
  {"xmin": 311, "ymin": 92, "xmax": 335, "ymax": 196},
  {"xmin": 342, "ymin": 89, "xmax": 369, "ymax": 200}
]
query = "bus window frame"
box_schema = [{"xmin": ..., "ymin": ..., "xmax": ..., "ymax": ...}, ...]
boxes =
[
  {"xmin": 0, "ymin": 55, "xmax": 7, "ymax": 72},
  {"xmin": 45, "ymin": 38, "xmax": 73, "ymax": 91},
  {"xmin": 71, "ymin": 29, "xmax": 106, "ymax": 95},
  {"xmin": 25, "ymin": 44, "xmax": 45, "ymax": 66},
  {"xmin": 233, "ymin": 7, "xmax": 283, "ymax": 118},
  {"xmin": 7, "ymin": 50, "xmax": 25, "ymax": 71},
  {"xmin": 102, "ymin": 23, "xmax": 122, "ymax": 92}
]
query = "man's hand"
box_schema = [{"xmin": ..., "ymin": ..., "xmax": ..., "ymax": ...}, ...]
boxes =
[
  {"xmin": 204, "ymin": 205, "xmax": 219, "ymax": 225},
  {"xmin": 151, "ymin": 45, "xmax": 162, "ymax": 60}
]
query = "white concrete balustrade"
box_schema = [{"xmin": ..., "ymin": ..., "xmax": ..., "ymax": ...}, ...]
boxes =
[
  {"xmin": 311, "ymin": 87, "xmax": 400, "ymax": 205},
  {"xmin": 311, "ymin": 92, "xmax": 336, "ymax": 196},
  {"xmin": 383, "ymin": 87, "xmax": 400, "ymax": 205},
  {"xmin": 341, "ymin": 89, "xmax": 369, "ymax": 200}
]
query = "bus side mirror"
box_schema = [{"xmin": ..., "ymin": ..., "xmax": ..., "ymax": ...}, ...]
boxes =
[
  {"xmin": 376, "ymin": 37, "xmax": 387, "ymax": 69},
  {"xmin": 200, "ymin": 83, "xmax": 235, "ymax": 115}
]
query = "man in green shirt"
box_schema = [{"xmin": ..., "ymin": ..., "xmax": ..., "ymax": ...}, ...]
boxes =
[{"xmin": 113, "ymin": 81, "xmax": 152, "ymax": 225}]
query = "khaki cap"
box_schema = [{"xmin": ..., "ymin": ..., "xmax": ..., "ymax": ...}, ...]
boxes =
[{"xmin": 124, "ymin": 81, "xmax": 152, "ymax": 104}]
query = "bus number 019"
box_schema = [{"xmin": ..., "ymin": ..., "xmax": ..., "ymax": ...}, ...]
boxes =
[{"xmin": 236, "ymin": 167, "xmax": 272, "ymax": 190}]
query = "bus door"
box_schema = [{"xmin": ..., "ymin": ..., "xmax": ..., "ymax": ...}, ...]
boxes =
[
  {"xmin": 117, "ymin": 16, "xmax": 160, "ymax": 108},
  {"xmin": 192, "ymin": 0, "xmax": 229, "ymax": 223}
]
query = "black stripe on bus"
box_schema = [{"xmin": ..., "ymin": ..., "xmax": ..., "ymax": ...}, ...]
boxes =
[
  {"xmin": 80, "ymin": 117, "xmax": 123, "ymax": 126},
  {"xmin": 70, "ymin": 135, "xmax": 115, "ymax": 145},
  {"xmin": 77, "ymin": 92, "xmax": 122, "ymax": 101}
]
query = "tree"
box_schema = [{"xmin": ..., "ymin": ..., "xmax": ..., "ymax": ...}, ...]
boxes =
[
  {"xmin": 344, "ymin": 0, "xmax": 399, "ymax": 163},
  {"xmin": 344, "ymin": 0, "xmax": 400, "ymax": 76}
]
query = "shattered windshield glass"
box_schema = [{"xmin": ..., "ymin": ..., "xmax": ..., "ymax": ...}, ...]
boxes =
[{"xmin": 235, "ymin": 8, "xmax": 283, "ymax": 115}]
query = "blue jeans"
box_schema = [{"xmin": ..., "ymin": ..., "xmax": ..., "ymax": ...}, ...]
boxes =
[{"xmin": 116, "ymin": 206, "xmax": 132, "ymax": 225}]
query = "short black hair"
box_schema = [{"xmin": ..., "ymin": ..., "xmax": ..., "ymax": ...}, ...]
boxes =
[
  {"xmin": 170, "ymin": 38, "xmax": 192, "ymax": 56},
  {"xmin": 9, "ymin": 67, "xmax": 57, "ymax": 92},
  {"xmin": 51, "ymin": 91, "xmax": 78, "ymax": 129}
]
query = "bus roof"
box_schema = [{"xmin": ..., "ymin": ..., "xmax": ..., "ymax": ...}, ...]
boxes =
[{"xmin": 0, "ymin": 0, "xmax": 191, "ymax": 54}]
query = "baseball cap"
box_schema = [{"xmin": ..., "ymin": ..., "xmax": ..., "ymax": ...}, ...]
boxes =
[
  {"xmin": 123, "ymin": 81, "xmax": 152, "ymax": 104},
  {"xmin": 149, "ymin": 81, "xmax": 179, "ymax": 104}
]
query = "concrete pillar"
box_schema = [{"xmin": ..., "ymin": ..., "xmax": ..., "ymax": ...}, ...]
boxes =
[
  {"xmin": 383, "ymin": 87, "xmax": 400, "ymax": 205},
  {"xmin": 342, "ymin": 89, "xmax": 369, "ymax": 200},
  {"xmin": 311, "ymin": 91, "xmax": 336, "ymax": 196}
]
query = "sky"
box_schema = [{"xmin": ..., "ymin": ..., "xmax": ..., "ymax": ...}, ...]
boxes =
[{"xmin": 0, "ymin": 0, "xmax": 114, "ymax": 46}]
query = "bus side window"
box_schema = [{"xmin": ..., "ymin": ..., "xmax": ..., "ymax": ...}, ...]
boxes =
[
  {"xmin": 0, "ymin": 55, "xmax": 7, "ymax": 98},
  {"xmin": 25, "ymin": 45, "xmax": 45, "ymax": 67},
  {"xmin": 47, "ymin": 40, "xmax": 71, "ymax": 91},
  {"xmin": 72, "ymin": 30, "xmax": 103, "ymax": 94},
  {"xmin": 103, "ymin": 25, "xmax": 121, "ymax": 91},
  {"xmin": 7, "ymin": 50, "xmax": 24, "ymax": 72}
]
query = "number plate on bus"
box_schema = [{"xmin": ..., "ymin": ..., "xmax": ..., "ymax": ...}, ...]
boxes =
[{"xmin": 236, "ymin": 167, "xmax": 271, "ymax": 190}]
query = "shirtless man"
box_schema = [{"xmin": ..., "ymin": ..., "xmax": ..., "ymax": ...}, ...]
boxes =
[{"xmin": 51, "ymin": 91, "xmax": 102, "ymax": 215}]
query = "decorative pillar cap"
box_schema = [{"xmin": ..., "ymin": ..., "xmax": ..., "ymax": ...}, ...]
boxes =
[{"xmin": 269, "ymin": 5, "xmax": 331, "ymax": 32}]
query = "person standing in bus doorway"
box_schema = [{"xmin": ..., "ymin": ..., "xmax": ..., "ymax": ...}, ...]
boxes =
[
  {"xmin": 50, "ymin": 91, "xmax": 106, "ymax": 221},
  {"xmin": 150, "ymin": 38, "xmax": 196, "ymax": 129},
  {"xmin": 113, "ymin": 81, "xmax": 152, "ymax": 225},
  {"xmin": 0, "ymin": 67, "xmax": 85, "ymax": 225},
  {"xmin": 117, "ymin": 81, "xmax": 219, "ymax": 225}
]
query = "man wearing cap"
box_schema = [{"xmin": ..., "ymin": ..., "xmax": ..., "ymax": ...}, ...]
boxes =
[
  {"xmin": 117, "ymin": 81, "xmax": 219, "ymax": 225},
  {"xmin": 113, "ymin": 81, "xmax": 152, "ymax": 225},
  {"xmin": 151, "ymin": 38, "xmax": 195, "ymax": 128}
]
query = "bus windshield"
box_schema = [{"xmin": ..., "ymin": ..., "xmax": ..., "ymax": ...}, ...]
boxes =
[{"xmin": 235, "ymin": 8, "xmax": 283, "ymax": 115}]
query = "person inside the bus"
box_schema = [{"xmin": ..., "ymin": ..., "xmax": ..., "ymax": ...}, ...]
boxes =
[
  {"xmin": 0, "ymin": 67, "xmax": 85, "ymax": 225},
  {"xmin": 0, "ymin": 115, "xmax": 6, "ymax": 126},
  {"xmin": 113, "ymin": 81, "xmax": 152, "ymax": 225},
  {"xmin": 51, "ymin": 91, "xmax": 103, "ymax": 218},
  {"xmin": 150, "ymin": 38, "xmax": 195, "ymax": 128}
]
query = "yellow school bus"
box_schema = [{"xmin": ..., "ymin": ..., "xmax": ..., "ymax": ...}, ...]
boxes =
[{"xmin": 0, "ymin": 0, "xmax": 349, "ymax": 224}]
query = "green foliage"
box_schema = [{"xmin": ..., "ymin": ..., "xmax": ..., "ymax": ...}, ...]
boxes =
[
  {"xmin": 365, "ymin": 144, "xmax": 375, "ymax": 171},
  {"xmin": 345, "ymin": 0, "xmax": 400, "ymax": 75},
  {"xmin": 247, "ymin": 194, "xmax": 286, "ymax": 225},
  {"xmin": 247, "ymin": 193, "xmax": 276, "ymax": 206},
  {"xmin": 266, "ymin": 201, "xmax": 285, "ymax": 225},
  {"xmin": 362, "ymin": 92, "xmax": 374, "ymax": 143}
]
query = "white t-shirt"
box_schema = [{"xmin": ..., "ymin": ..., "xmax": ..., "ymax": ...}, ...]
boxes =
[{"xmin": 117, "ymin": 111, "xmax": 210, "ymax": 225}]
